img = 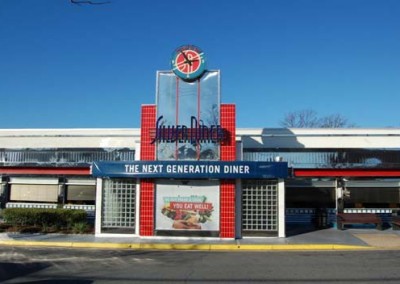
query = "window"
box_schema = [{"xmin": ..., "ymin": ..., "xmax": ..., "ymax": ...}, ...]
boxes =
[
  {"xmin": 242, "ymin": 180, "xmax": 279, "ymax": 235},
  {"xmin": 9, "ymin": 178, "xmax": 59, "ymax": 203},
  {"xmin": 101, "ymin": 179, "xmax": 136, "ymax": 234}
]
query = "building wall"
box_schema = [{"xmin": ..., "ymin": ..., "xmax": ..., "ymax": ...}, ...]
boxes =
[
  {"xmin": 2, "ymin": 128, "xmax": 400, "ymax": 150},
  {"xmin": 238, "ymin": 128, "xmax": 400, "ymax": 149},
  {"xmin": 0, "ymin": 129, "xmax": 140, "ymax": 149}
]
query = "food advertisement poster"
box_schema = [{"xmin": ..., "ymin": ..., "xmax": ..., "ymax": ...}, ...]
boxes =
[{"xmin": 155, "ymin": 180, "xmax": 220, "ymax": 231}]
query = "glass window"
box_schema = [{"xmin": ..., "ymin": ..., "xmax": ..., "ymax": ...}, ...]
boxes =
[
  {"xmin": 242, "ymin": 180, "xmax": 279, "ymax": 235},
  {"xmin": 156, "ymin": 71, "xmax": 220, "ymax": 160},
  {"xmin": 66, "ymin": 185, "xmax": 95, "ymax": 203},
  {"xmin": 101, "ymin": 179, "xmax": 136, "ymax": 234},
  {"xmin": 10, "ymin": 184, "xmax": 58, "ymax": 202}
]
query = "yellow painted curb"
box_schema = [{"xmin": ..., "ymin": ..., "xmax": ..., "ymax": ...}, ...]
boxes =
[
  {"xmin": 138, "ymin": 243, "xmax": 212, "ymax": 250},
  {"xmin": 212, "ymin": 244, "xmax": 372, "ymax": 251},
  {"xmin": 0, "ymin": 240, "xmax": 373, "ymax": 251},
  {"xmin": 0, "ymin": 240, "xmax": 75, "ymax": 248}
]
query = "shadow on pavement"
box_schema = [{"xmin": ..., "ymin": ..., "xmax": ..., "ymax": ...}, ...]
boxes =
[
  {"xmin": 0, "ymin": 262, "xmax": 50, "ymax": 282},
  {"xmin": 285, "ymin": 224, "xmax": 319, "ymax": 237},
  {"xmin": 16, "ymin": 280, "xmax": 92, "ymax": 284}
]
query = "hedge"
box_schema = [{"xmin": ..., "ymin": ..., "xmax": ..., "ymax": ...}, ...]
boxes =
[{"xmin": 2, "ymin": 208, "xmax": 87, "ymax": 229}]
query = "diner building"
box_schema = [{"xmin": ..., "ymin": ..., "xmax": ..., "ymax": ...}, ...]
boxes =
[
  {"xmin": 1, "ymin": 127, "xmax": 400, "ymax": 238},
  {"xmin": 1, "ymin": 46, "xmax": 400, "ymax": 239}
]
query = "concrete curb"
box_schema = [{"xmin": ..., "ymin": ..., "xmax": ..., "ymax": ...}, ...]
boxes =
[{"xmin": 0, "ymin": 240, "xmax": 376, "ymax": 251}]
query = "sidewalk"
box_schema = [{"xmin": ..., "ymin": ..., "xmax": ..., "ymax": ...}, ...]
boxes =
[{"xmin": 1, "ymin": 226, "xmax": 400, "ymax": 251}]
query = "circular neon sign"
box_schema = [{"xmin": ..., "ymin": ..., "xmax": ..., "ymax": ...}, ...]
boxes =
[{"xmin": 171, "ymin": 45, "xmax": 206, "ymax": 81}]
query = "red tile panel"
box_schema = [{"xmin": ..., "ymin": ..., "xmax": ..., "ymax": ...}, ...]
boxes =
[
  {"xmin": 140, "ymin": 105, "xmax": 156, "ymax": 161},
  {"xmin": 220, "ymin": 104, "xmax": 236, "ymax": 161},
  {"xmin": 139, "ymin": 179, "xmax": 154, "ymax": 236},
  {"xmin": 220, "ymin": 104, "xmax": 236, "ymax": 238},
  {"xmin": 140, "ymin": 105, "xmax": 156, "ymax": 236},
  {"xmin": 138, "ymin": 104, "xmax": 237, "ymax": 238},
  {"xmin": 220, "ymin": 180, "xmax": 235, "ymax": 238}
]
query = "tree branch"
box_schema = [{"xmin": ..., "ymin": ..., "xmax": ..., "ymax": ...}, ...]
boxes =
[
  {"xmin": 71, "ymin": 0, "xmax": 111, "ymax": 5},
  {"xmin": 280, "ymin": 109, "xmax": 355, "ymax": 128}
]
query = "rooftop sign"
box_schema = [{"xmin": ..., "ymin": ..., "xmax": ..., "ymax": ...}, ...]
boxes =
[
  {"xmin": 171, "ymin": 45, "xmax": 206, "ymax": 81},
  {"xmin": 150, "ymin": 115, "xmax": 225, "ymax": 145}
]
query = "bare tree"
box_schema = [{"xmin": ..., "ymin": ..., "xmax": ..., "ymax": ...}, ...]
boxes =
[
  {"xmin": 281, "ymin": 109, "xmax": 355, "ymax": 128},
  {"xmin": 281, "ymin": 109, "xmax": 320, "ymax": 128},
  {"xmin": 319, "ymin": 114, "xmax": 355, "ymax": 128}
]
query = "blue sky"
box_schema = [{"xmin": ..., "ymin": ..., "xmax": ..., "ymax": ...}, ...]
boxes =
[{"xmin": 1, "ymin": 0, "xmax": 399, "ymax": 129}]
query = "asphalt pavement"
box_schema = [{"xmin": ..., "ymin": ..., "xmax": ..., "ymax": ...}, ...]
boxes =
[{"xmin": 1, "ymin": 225, "xmax": 400, "ymax": 251}]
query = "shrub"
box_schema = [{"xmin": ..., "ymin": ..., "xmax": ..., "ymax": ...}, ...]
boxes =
[
  {"xmin": 72, "ymin": 222, "xmax": 89, "ymax": 234},
  {"xmin": 3, "ymin": 208, "xmax": 35, "ymax": 227},
  {"xmin": 0, "ymin": 223, "xmax": 11, "ymax": 233},
  {"xmin": 2, "ymin": 208, "xmax": 87, "ymax": 231},
  {"xmin": 19, "ymin": 226, "xmax": 42, "ymax": 234}
]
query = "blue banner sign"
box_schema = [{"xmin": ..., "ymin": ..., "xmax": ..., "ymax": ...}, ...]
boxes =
[{"xmin": 92, "ymin": 161, "xmax": 288, "ymax": 179}]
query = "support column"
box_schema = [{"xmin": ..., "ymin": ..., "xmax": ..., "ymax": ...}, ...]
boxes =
[
  {"xmin": 220, "ymin": 104, "xmax": 236, "ymax": 238},
  {"xmin": 235, "ymin": 178, "xmax": 242, "ymax": 239},
  {"xmin": 95, "ymin": 178, "xmax": 103, "ymax": 235},
  {"xmin": 235, "ymin": 139, "xmax": 243, "ymax": 239},
  {"xmin": 220, "ymin": 180, "xmax": 235, "ymax": 238},
  {"xmin": 278, "ymin": 179, "xmax": 286, "ymax": 238},
  {"xmin": 336, "ymin": 178, "xmax": 344, "ymax": 214},
  {"xmin": 139, "ymin": 105, "xmax": 156, "ymax": 236},
  {"xmin": 134, "ymin": 141, "xmax": 141, "ymax": 236},
  {"xmin": 0, "ymin": 177, "xmax": 10, "ymax": 209}
]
